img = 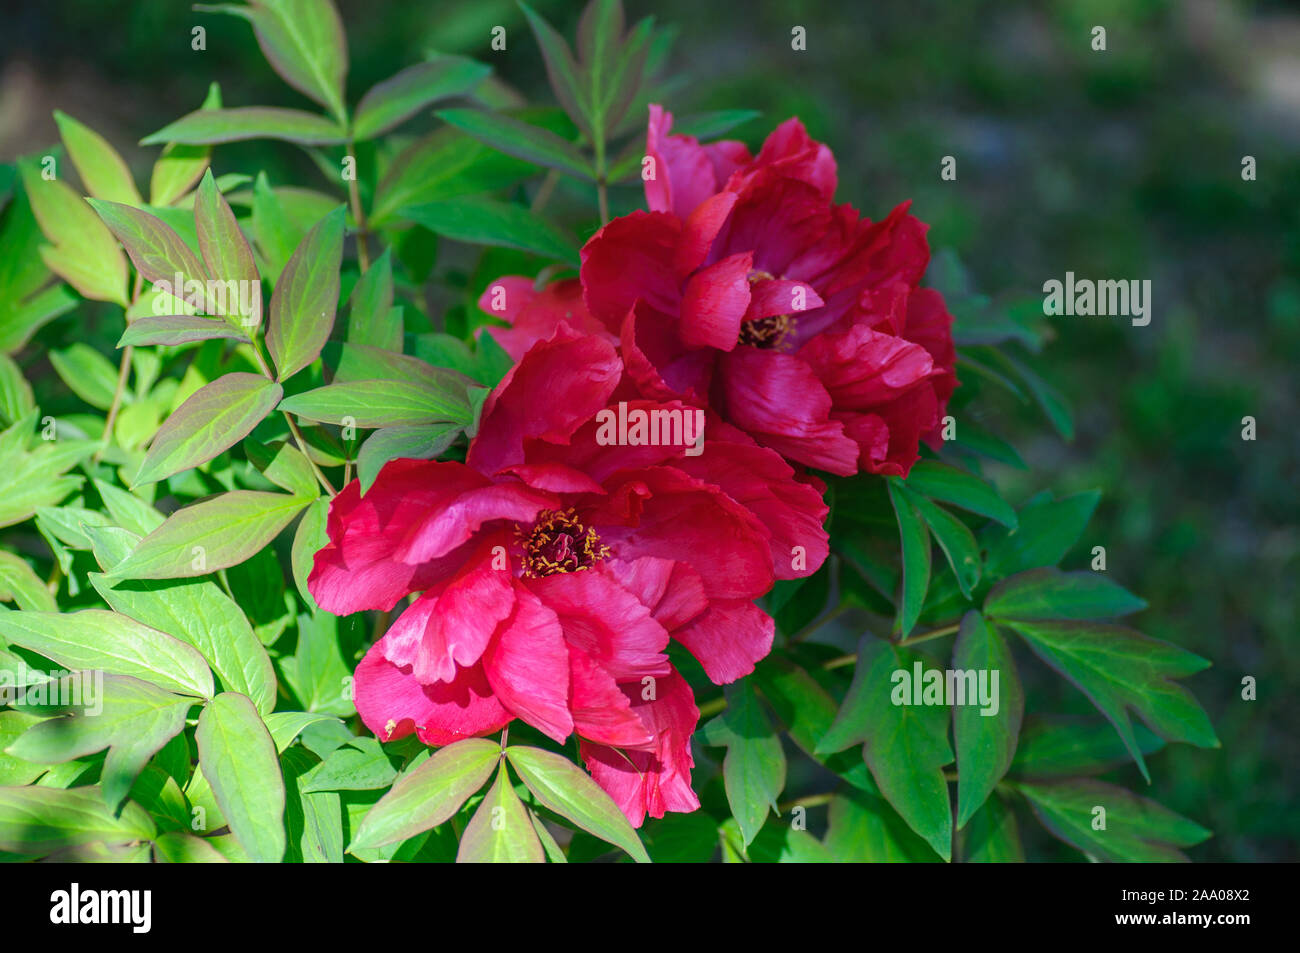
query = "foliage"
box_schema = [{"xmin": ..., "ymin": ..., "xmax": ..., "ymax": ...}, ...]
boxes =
[{"xmin": 0, "ymin": 0, "xmax": 1216, "ymax": 863}]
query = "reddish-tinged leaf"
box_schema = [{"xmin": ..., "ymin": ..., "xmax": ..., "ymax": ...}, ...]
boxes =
[
  {"xmin": 266, "ymin": 206, "xmax": 344, "ymax": 381},
  {"xmin": 135, "ymin": 373, "xmax": 282, "ymax": 486}
]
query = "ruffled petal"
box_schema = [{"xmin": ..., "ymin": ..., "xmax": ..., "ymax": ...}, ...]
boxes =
[
  {"xmin": 482, "ymin": 585, "xmax": 573, "ymax": 742},
  {"xmin": 580, "ymin": 668, "xmax": 700, "ymax": 827},
  {"xmin": 354, "ymin": 639, "xmax": 511, "ymax": 746}
]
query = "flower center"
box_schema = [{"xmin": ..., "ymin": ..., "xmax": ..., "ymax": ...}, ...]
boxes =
[
  {"xmin": 739, "ymin": 270, "xmax": 794, "ymax": 349},
  {"xmin": 738, "ymin": 312, "xmax": 793, "ymax": 349},
  {"xmin": 517, "ymin": 509, "xmax": 609, "ymax": 578}
]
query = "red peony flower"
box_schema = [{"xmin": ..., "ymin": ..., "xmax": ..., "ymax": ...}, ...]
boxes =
[
  {"xmin": 575, "ymin": 105, "xmax": 957, "ymax": 477},
  {"xmin": 309, "ymin": 324, "xmax": 828, "ymax": 825}
]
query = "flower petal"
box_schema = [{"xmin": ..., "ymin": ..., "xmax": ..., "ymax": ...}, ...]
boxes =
[
  {"xmin": 482, "ymin": 585, "xmax": 573, "ymax": 743},
  {"xmin": 354, "ymin": 640, "xmax": 511, "ymax": 747}
]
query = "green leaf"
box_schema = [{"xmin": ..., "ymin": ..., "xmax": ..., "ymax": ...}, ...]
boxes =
[
  {"xmin": 519, "ymin": 1, "xmax": 592, "ymax": 136},
  {"xmin": 0, "ymin": 786, "xmax": 154, "ymax": 856},
  {"xmin": 457, "ymin": 764, "xmax": 544, "ymax": 863},
  {"xmin": 0, "ymin": 357, "xmax": 34, "ymax": 425},
  {"xmin": 670, "ymin": 110, "xmax": 762, "ymax": 140},
  {"xmin": 0, "ymin": 285, "xmax": 78, "ymax": 355},
  {"xmin": 1000, "ymin": 619, "xmax": 1218, "ymax": 782},
  {"xmin": 437, "ymin": 108, "xmax": 595, "ymax": 181},
  {"xmin": 142, "ymin": 106, "xmax": 348, "ymax": 146},
  {"xmin": 357, "ymin": 424, "xmax": 460, "ymax": 493},
  {"xmin": 985, "ymin": 568, "xmax": 1147, "ymax": 621},
  {"xmin": 266, "ymin": 206, "xmax": 344, "ymax": 381},
  {"xmin": 505, "ymin": 744, "xmax": 650, "ymax": 863},
  {"xmin": 149, "ymin": 83, "xmax": 221, "ymax": 206},
  {"xmin": 136, "ymin": 373, "xmax": 281, "ymax": 486},
  {"xmin": 0, "ymin": 608, "xmax": 213, "ymax": 699},
  {"xmin": 300, "ymin": 739, "xmax": 396, "ymax": 793},
  {"xmin": 732, "ymin": 817, "xmax": 833, "ymax": 863},
  {"xmin": 18, "ymin": 158, "xmax": 129, "ymax": 306},
  {"xmin": 107, "ymin": 490, "xmax": 311, "ymax": 580},
  {"xmin": 370, "ymin": 129, "xmax": 535, "ymax": 226},
  {"xmin": 412, "ymin": 331, "xmax": 514, "ymax": 388},
  {"xmin": 281, "ymin": 746, "xmax": 344, "ymax": 862},
  {"xmin": 902, "ymin": 486, "xmax": 981, "ymax": 599},
  {"xmin": 1010, "ymin": 715, "xmax": 1165, "ymax": 780},
  {"xmin": 1016, "ymin": 779, "xmax": 1210, "ymax": 862},
  {"xmin": 90, "ymin": 571, "xmax": 276, "ymax": 716},
  {"xmin": 824, "ymin": 788, "xmax": 942, "ymax": 862},
  {"xmin": 119, "ymin": 315, "xmax": 247, "ymax": 347},
  {"xmin": 353, "ymin": 56, "xmax": 491, "ymax": 140},
  {"xmin": 958, "ymin": 792, "xmax": 1024, "ymax": 862},
  {"xmin": 88, "ymin": 198, "xmax": 215, "ymax": 312},
  {"xmin": 982, "ymin": 491, "xmax": 1100, "ymax": 580},
  {"xmin": 280, "ymin": 379, "xmax": 470, "ymax": 428},
  {"xmin": 195, "ymin": 691, "xmax": 286, "ymax": 862},
  {"xmin": 7, "ymin": 674, "xmax": 191, "ymax": 809},
  {"xmin": 0, "ymin": 712, "xmax": 50, "ymax": 786},
  {"xmin": 402, "ymin": 197, "xmax": 578, "ymax": 264},
  {"xmin": 49, "ymin": 343, "xmax": 120, "ymax": 411},
  {"xmin": 202, "ymin": 0, "xmax": 348, "ymax": 122},
  {"xmin": 290, "ymin": 498, "xmax": 328, "ymax": 610},
  {"xmin": 0, "ymin": 551, "xmax": 57, "ymax": 611},
  {"xmin": 887, "ymin": 478, "xmax": 930, "ymax": 638},
  {"xmin": 246, "ymin": 439, "xmax": 318, "ymax": 499},
  {"xmin": 952, "ymin": 611, "xmax": 1023, "ymax": 829},
  {"xmin": 264, "ymin": 710, "xmax": 338, "ymax": 753},
  {"xmin": 280, "ymin": 610, "xmax": 354, "ymax": 717},
  {"xmin": 153, "ymin": 830, "xmax": 229, "ymax": 863},
  {"xmin": 251, "ymin": 172, "xmax": 303, "ymax": 282},
  {"xmin": 816, "ymin": 636, "xmax": 954, "ymax": 860},
  {"xmin": 902, "ymin": 461, "xmax": 1017, "ymax": 528},
  {"xmin": 327, "ymin": 342, "xmax": 476, "ymax": 394},
  {"xmin": 1001, "ymin": 352, "xmax": 1074, "ymax": 440},
  {"xmin": 350, "ymin": 737, "xmax": 501, "ymax": 851},
  {"xmin": 577, "ymin": 0, "xmax": 629, "ymax": 131},
  {"xmin": 195, "ymin": 169, "xmax": 261, "ymax": 326},
  {"xmin": 0, "ymin": 430, "xmax": 90, "ymax": 529},
  {"xmin": 54, "ymin": 111, "xmax": 142, "ymax": 204},
  {"xmin": 93, "ymin": 480, "xmax": 165, "ymax": 536},
  {"xmin": 699, "ymin": 680, "xmax": 785, "ymax": 849},
  {"xmin": 345, "ymin": 248, "xmax": 395, "ymax": 349}
]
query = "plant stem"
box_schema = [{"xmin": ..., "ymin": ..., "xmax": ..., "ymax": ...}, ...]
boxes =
[
  {"xmin": 95, "ymin": 344, "xmax": 133, "ymax": 464},
  {"xmin": 779, "ymin": 793, "xmax": 833, "ymax": 812},
  {"xmin": 822, "ymin": 621, "xmax": 963, "ymax": 669},
  {"xmin": 372, "ymin": 607, "xmax": 391, "ymax": 644},
  {"xmin": 697, "ymin": 695, "xmax": 726, "ymax": 719},
  {"xmin": 897, "ymin": 621, "xmax": 961, "ymax": 646},
  {"xmin": 593, "ymin": 133, "xmax": 609, "ymax": 225},
  {"xmin": 346, "ymin": 139, "xmax": 371, "ymax": 272},
  {"xmin": 249, "ymin": 336, "xmax": 338, "ymax": 497},
  {"xmin": 285, "ymin": 413, "xmax": 337, "ymax": 497}
]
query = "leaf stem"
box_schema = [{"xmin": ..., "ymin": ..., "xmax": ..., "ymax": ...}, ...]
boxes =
[
  {"xmin": 593, "ymin": 132, "xmax": 609, "ymax": 225},
  {"xmin": 285, "ymin": 413, "xmax": 337, "ymax": 497},
  {"xmin": 897, "ymin": 621, "xmax": 961, "ymax": 647},
  {"xmin": 346, "ymin": 138, "xmax": 371, "ymax": 272},
  {"xmin": 697, "ymin": 695, "xmax": 726, "ymax": 719},
  {"xmin": 95, "ymin": 344, "xmax": 133, "ymax": 464},
  {"xmin": 822, "ymin": 621, "xmax": 963, "ymax": 670}
]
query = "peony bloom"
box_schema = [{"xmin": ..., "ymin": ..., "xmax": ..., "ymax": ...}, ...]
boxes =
[
  {"xmin": 309, "ymin": 325, "xmax": 828, "ymax": 825},
  {"xmin": 575, "ymin": 105, "xmax": 957, "ymax": 477}
]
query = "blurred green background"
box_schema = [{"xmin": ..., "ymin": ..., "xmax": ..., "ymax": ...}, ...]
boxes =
[{"xmin": 1, "ymin": 0, "xmax": 1295, "ymax": 861}]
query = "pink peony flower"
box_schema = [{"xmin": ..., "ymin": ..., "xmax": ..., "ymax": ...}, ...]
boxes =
[
  {"xmin": 309, "ymin": 324, "xmax": 828, "ymax": 825},
  {"xmin": 576, "ymin": 105, "xmax": 957, "ymax": 477}
]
